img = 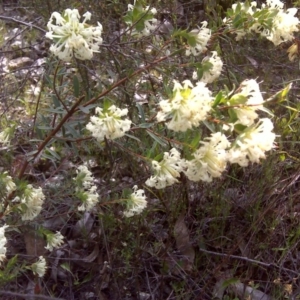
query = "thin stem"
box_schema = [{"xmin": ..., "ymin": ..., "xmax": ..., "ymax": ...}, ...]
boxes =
[
  {"xmin": 0, "ymin": 15, "xmax": 46, "ymax": 33},
  {"xmin": 0, "ymin": 290, "xmax": 65, "ymax": 300},
  {"xmin": 53, "ymin": 61, "xmax": 70, "ymax": 113},
  {"xmin": 31, "ymin": 77, "xmax": 45, "ymax": 138},
  {"xmin": 199, "ymin": 247, "xmax": 299, "ymax": 276},
  {"xmin": 80, "ymin": 53, "xmax": 173, "ymax": 109},
  {"xmin": 17, "ymin": 95, "xmax": 85, "ymax": 180}
]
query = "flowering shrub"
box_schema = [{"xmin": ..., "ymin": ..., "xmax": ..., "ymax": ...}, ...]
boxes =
[{"xmin": 0, "ymin": 0, "xmax": 298, "ymax": 293}]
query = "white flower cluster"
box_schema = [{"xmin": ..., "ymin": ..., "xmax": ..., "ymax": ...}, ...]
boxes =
[
  {"xmin": 146, "ymin": 148, "xmax": 185, "ymax": 189},
  {"xmin": 86, "ymin": 105, "xmax": 132, "ymax": 142},
  {"xmin": 229, "ymin": 79, "xmax": 266, "ymax": 126},
  {"xmin": 186, "ymin": 21, "xmax": 211, "ymax": 56},
  {"xmin": 31, "ymin": 256, "xmax": 47, "ymax": 277},
  {"xmin": 146, "ymin": 78, "xmax": 276, "ymax": 189},
  {"xmin": 74, "ymin": 165, "xmax": 99, "ymax": 212},
  {"xmin": 225, "ymin": 0, "xmax": 299, "ymax": 46},
  {"xmin": 0, "ymin": 172, "xmax": 16, "ymax": 199},
  {"xmin": 124, "ymin": 185, "xmax": 147, "ymax": 217},
  {"xmin": 185, "ymin": 132, "xmax": 230, "ymax": 182},
  {"xmin": 45, "ymin": 231, "xmax": 64, "ymax": 252},
  {"xmin": 0, "ymin": 225, "xmax": 8, "ymax": 264},
  {"xmin": 228, "ymin": 118, "xmax": 275, "ymax": 167},
  {"xmin": 226, "ymin": 1, "xmax": 258, "ymax": 41},
  {"xmin": 46, "ymin": 9, "xmax": 103, "ymax": 61},
  {"xmin": 19, "ymin": 185, "xmax": 45, "ymax": 221},
  {"xmin": 193, "ymin": 51, "xmax": 223, "ymax": 83},
  {"xmin": 264, "ymin": 3, "xmax": 299, "ymax": 46},
  {"xmin": 287, "ymin": 43, "xmax": 298, "ymax": 62},
  {"xmin": 0, "ymin": 128, "xmax": 11, "ymax": 146},
  {"xmin": 156, "ymin": 80, "xmax": 213, "ymax": 132},
  {"xmin": 225, "ymin": 80, "xmax": 275, "ymax": 167},
  {"xmin": 126, "ymin": 3, "xmax": 158, "ymax": 38},
  {"xmin": 0, "ymin": 126, "xmax": 15, "ymax": 146}
]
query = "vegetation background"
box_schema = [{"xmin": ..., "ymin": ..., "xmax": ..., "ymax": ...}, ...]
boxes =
[{"xmin": 1, "ymin": 0, "xmax": 300, "ymax": 299}]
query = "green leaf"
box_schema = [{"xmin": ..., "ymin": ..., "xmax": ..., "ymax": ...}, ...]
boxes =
[
  {"xmin": 280, "ymin": 153, "xmax": 286, "ymax": 161},
  {"xmin": 146, "ymin": 130, "xmax": 168, "ymax": 147},
  {"xmin": 212, "ymin": 91, "xmax": 224, "ymax": 108},
  {"xmin": 124, "ymin": 133, "xmax": 141, "ymax": 142},
  {"xmin": 190, "ymin": 131, "xmax": 201, "ymax": 149},
  {"xmin": 45, "ymin": 147, "xmax": 61, "ymax": 160},
  {"xmin": 73, "ymin": 75, "xmax": 80, "ymax": 97},
  {"xmin": 153, "ymin": 152, "xmax": 164, "ymax": 161},
  {"xmin": 228, "ymin": 108, "xmax": 238, "ymax": 122},
  {"xmin": 202, "ymin": 120, "xmax": 215, "ymax": 133},
  {"xmin": 136, "ymin": 103, "xmax": 145, "ymax": 122},
  {"xmin": 43, "ymin": 108, "xmax": 66, "ymax": 114},
  {"xmin": 37, "ymin": 125, "xmax": 54, "ymax": 130},
  {"xmin": 229, "ymin": 94, "xmax": 248, "ymax": 105},
  {"xmin": 60, "ymin": 263, "xmax": 73, "ymax": 275},
  {"xmin": 51, "ymin": 95, "xmax": 61, "ymax": 108},
  {"xmin": 63, "ymin": 123, "xmax": 80, "ymax": 138},
  {"xmin": 222, "ymin": 278, "xmax": 240, "ymax": 288},
  {"xmin": 138, "ymin": 123, "xmax": 154, "ymax": 128},
  {"xmin": 186, "ymin": 34, "xmax": 197, "ymax": 48},
  {"xmin": 78, "ymin": 104, "xmax": 97, "ymax": 114}
]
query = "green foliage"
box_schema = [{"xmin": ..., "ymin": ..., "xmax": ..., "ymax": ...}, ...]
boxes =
[{"xmin": 0, "ymin": 256, "xmax": 19, "ymax": 286}]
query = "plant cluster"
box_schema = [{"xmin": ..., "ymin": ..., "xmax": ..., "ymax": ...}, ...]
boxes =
[{"xmin": 0, "ymin": 0, "xmax": 299, "ymax": 298}]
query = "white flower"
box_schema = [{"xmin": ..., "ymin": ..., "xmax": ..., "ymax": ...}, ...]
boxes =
[
  {"xmin": 46, "ymin": 9, "xmax": 103, "ymax": 61},
  {"xmin": 75, "ymin": 165, "xmax": 94, "ymax": 190},
  {"xmin": 31, "ymin": 256, "xmax": 47, "ymax": 277},
  {"xmin": 228, "ymin": 118, "xmax": 275, "ymax": 167},
  {"xmin": 26, "ymin": 84, "xmax": 41, "ymax": 97},
  {"xmin": 146, "ymin": 148, "xmax": 185, "ymax": 189},
  {"xmin": 186, "ymin": 21, "xmax": 211, "ymax": 56},
  {"xmin": 229, "ymin": 79, "xmax": 267, "ymax": 126},
  {"xmin": 45, "ymin": 231, "xmax": 64, "ymax": 252},
  {"xmin": 199, "ymin": 51, "xmax": 223, "ymax": 83},
  {"xmin": 0, "ymin": 128, "xmax": 14, "ymax": 146},
  {"xmin": 184, "ymin": 132, "xmax": 230, "ymax": 182},
  {"xmin": 225, "ymin": 0, "xmax": 299, "ymax": 45},
  {"xmin": 86, "ymin": 105, "xmax": 132, "ymax": 142},
  {"xmin": 287, "ymin": 43, "xmax": 298, "ymax": 62},
  {"xmin": 0, "ymin": 130, "xmax": 10, "ymax": 145},
  {"xmin": 192, "ymin": 71, "xmax": 198, "ymax": 80},
  {"xmin": 77, "ymin": 186, "xmax": 99, "ymax": 211},
  {"xmin": 265, "ymin": 8, "xmax": 299, "ymax": 46},
  {"xmin": 157, "ymin": 80, "xmax": 213, "ymax": 132},
  {"xmin": 124, "ymin": 186, "xmax": 147, "ymax": 217},
  {"xmin": 0, "ymin": 172, "xmax": 16, "ymax": 197},
  {"xmin": 224, "ymin": 2, "xmax": 258, "ymax": 41},
  {"xmin": 265, "ymin": 0, "xmax": 284, "ymax": 9},
  {"xmin": 20, "ymin": 185, "xmax": 45, "ymax": 221},
  {"xmin": 125, "ymin": 3, "xmax": 158, "ymax": 37},
  {"xmin": 0, "ymin": 225, "xmax": 8, "ymax": 264},
  {"xmin": 74, "ymin": 165, "xmax": 99, "ymax": 211}
]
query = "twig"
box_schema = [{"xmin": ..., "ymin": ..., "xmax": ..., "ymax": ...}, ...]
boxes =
[
  {"xmin": 0, "ymin": 15, "xmax": 46, "ymax": 33},
  {"xmin": 80, "ymin": 53, "xmax": 173, "ymax": 109},
  {"xmin": 17, "ymin": 95, "xmax": 85, "ymax": 179},
  {"xmin": 199, "ymin": 248, "xmax": 299, "ymax": 276},
  {"xmin": 52, "ymin": 61, "xmax": 70, "ymax": 113},
  {"xmin": 0, "ymin": 290, "xmax": 65, "ymax": 300}
]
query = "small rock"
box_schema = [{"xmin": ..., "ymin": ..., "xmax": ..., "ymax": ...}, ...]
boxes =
[{"xmin": 8, "ymin": 56, "xmax": 33, "ymax": 70}]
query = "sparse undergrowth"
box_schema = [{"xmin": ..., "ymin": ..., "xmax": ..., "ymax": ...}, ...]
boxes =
[{"xmin": 1, "ymin": 0, "xmax": 300, "ymax": 299}]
